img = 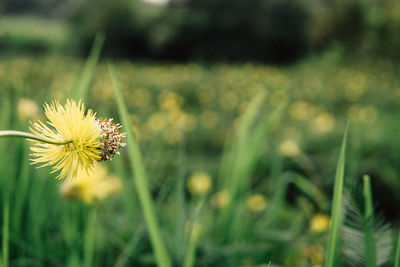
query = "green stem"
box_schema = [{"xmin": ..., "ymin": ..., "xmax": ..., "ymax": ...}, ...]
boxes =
[
  {"xmin": 325, "ymin": 125, "xmax": 349, "ymax": 267},
  {"xmin": 0, "ymin": 130, "xmax": 72, "ymax": 145},
  {"xmin": 394, "ymin": 229, "xmax": 400, "ymax": 267},
  {"xmin": 363, "ymin": 175, "xmax": 376, "ymax": 267},
  {"xmin": 2, "ymin": 197, "xmax": 9, "ymax": 267},
  {"xmin": 109, "ymin": 64, "xmax": 171, "ymax": 267}
]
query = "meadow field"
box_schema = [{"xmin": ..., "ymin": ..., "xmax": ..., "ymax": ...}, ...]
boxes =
[{"xmin": 1, "ymin": 46, "xmax": 400, "ymax": 266}]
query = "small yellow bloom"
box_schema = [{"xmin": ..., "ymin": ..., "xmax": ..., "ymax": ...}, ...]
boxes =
[
  {"xmin": 304, "ymin": 245, "xmax": 324, "ymax": 265},
  {"xmin": 246, "ymin": 194, "xmax": 267, "ymax": 212},
  {"xmin": 60, "ymin": 164, "xmax": 121, "ymax": 204},
  {"xmin": 310, "ymin": 213, "xmax": 331, "ymax": 233},
  {"xmin": 279, "ymin": 139, "xmax": 300, "ymax": 157},
  {"xmin": 17, "ymin": 98, "xmax": 39, "ymax": 120},
  {"xmin": 187, "ymin": 172, "xmax": 212, "ymax": 195},
  {"xmin": 200, "ymin": 110, "xmax": 218, "ymax": 129},
  {"xmin": 311, "ymin": 113, "xmax": 335, "ymax": 135},
  {"xmin": 30, "ymin": 99, "xmax": 125, "ymax": 179},
  {"xmin": 211, "ymin": 190, "xmax": 231, "ymax": 209}
]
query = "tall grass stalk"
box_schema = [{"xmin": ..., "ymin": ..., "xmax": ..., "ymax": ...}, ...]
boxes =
[
  {"xmin": 84, "ymin": 209, "xmax": 97, "ymax": 267},
  {"xmin": 109, "ymin": 64, "xmax": 171, "ymax": 267},
  {"xmin": 183, "ymin": 234, "xmax": 199, "ymax": 267},
  {"xmin": 395, "ymin": 230, "xmax": 400, "ymax": 267},
  {"xmin": 1, "ymin": 197, "xmax": 9, "ymax": 267},
  {"xmin": 362, "ymin": 175, "xmax": 376, "ymax": 267},
  {"xmin": 218, "ymin": 91, "xmax": 280, "ymax": 242},
  {"xmin": 12, "ymin": 144, "xmax": 30, "ymax": 233},
  {"xmin": 324, "ymin": 126, "xmax": 348, "ymax": 267},
  {"xmin": 175, "ymin": 145, "xmax": 187, "ymax": 263},
  {"xmin": 72, "ymin": 32, "xmax": 105, "ymax": 101}
]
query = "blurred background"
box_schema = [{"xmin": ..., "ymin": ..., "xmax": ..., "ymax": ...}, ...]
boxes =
[
  {"xmin": 2, "ymin": 0, "xmax": 400, "ymax": 62},
  {"xmin": 2, "ymin": 0, "xmax": 400, "ymax": 266}
]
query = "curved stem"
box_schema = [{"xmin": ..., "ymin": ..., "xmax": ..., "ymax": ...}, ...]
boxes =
[{"xmin": 0, "ymin": 130, "xmax": 72, "ymax": 145}]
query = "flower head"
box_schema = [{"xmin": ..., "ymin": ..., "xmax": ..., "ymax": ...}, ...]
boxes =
[
  {"xmin": 246, "ymin": 194, "xmax": 267, "ymax": 212},
  {"xmin": 60, "ymin": 164, "xmax": 121, "ymax": 204},
  {"xmin": 96, "ymin": 118, "xmax": 126, "ymax": 161},
  {"xmin": 30, "ymin": 99, "xmax": 125, "ymax": 179},
  {"xmin": 18, "ymin": 98, "xmax": 39, "ymax": 120},
  {"xmin": 310, "ymin": 213, "xmax": 331, "ymax": 233},
  {"xmin": 187, "ymin": 172, "xmax": 212, "ymax": 196},
  {"xmin": 211, "ymin": 190, "xmax": 231, "ymax": 209}
]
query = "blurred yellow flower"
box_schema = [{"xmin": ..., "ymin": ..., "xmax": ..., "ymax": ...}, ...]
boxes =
[
  {"xmin": 270, "ymin": 90, "xmax": 288, "ymax": 109},
  {"xmin": 279, "ymin": 139, "xmax": 300, "ymax": 157},
  {"xmin": 347, "ymin": 105, "xmax": 378, "ymax": 123},
  {"xmin": 304, "ymin": 245, "xmax": 324, "ymax": 266},
  {"xmin": 211, "ymin": 190, "xmax": 231, "ymax": 209},
  {"xmin": 17, "ymin": 98, "xmax": 39, "ymax": 120},
  {"xmin": 345, "ymin": 74, "xmax": 366, "ymax": 101},
  {"xmin": 187, "ymin": 172, "xmax": 212, "ymax": 195},
  {"xmin": 182, "ymin": 113, "xmax": 197, "ymax": 132},
  {"xmin": 159, "ymin": 91, "xmax": 183, "ymax": 111},
  {"xmin": 164, "ymin": 127, "xmax": 183, "ymax": 144},
  {"xmin": 219, "ymin": 92, "xmax": 239, "ymax": 111},
  {"xmin": 246, "ymin": 194, "xmax": 267, "ymax": 212},
  {"xmin": 60, "ymin": 164, "xmax": 121, "ymax": 204},
  {"xmin": 310, "ymin": 213, "xmax": 331, "ymax": 233},
  {"xmin": 196, "ymin": 87, "xmax": 215, "ymax": 104},
  {"xmin": 290, "ymin": 101, "xmax": 312, "ymax": 121},
  {"xmin": 200, "ymin": 110, "xmax": 218, "ymax": 129},
  {"xmin": 311, "ymin": 112, "xmax": 335, "ymax": 135},
  {"xmin": 131, "ymin": 88, "xmax": 151, "ymax": 107},
  {"xmin": 147, "ymin": 112, "xmax": 166, "ymax": 132}
]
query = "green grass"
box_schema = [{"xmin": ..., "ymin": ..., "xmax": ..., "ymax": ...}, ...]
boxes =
[
  {"xmin": 363, "ymin": 175, "xmax": 377, "ymax": 267},
  {"xmin": 395, "ymin": 230, "xmax": 400, "ymax": 267},
  {"xmin": 325, "ymin": 125, "xmax": 348, "ymax": 267},
  {"xmin": 0, "ymin": 16, "xmax": 68, "ymax": 54},
  {"xmin": 0, "ymin": 52, "xmax": 400, "ymax": 266},
  {"xmin": 110, "ymin": 63, "xmax": 171, "ymax": 267}
]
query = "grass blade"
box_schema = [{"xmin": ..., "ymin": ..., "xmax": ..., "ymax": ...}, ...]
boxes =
[
  {"xmin": 109, "ymin": 64, "xmax": 171, "ymax": 267},
  {"xmin": 363, "ymin": 175, "xmax": 376, "ymax": 267},
  {"xmin": 83, "ymin": 209, "xmax": 96, "ymax": 267},
  {"xmin": 2, "ymin": 197, "xmax": 9, "ymax": 267},
  {"xmin": 324, "ymin": 125, "xmax": 349, "ymax": 267},
  {"xmin": 292, "ymin": 174, "xmax": 328, "ymax": 210},
  {"xmin": 217, "ymin": 91, "xmax": 281, "ymax": 242},
  {"xmin": 395, "ymin": 229, "xmax": 400, "ymax": 267},
  {"xmin": 72, "ymin": 32, "xmax": 105, "ymax": 101}
]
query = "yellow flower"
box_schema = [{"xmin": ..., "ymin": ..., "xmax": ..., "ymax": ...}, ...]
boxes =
[
  {"xmin": 279, "ymin": 139, "xmax": 300, "ymax": 157},
  {"xmin": 60, "ymin": 164, "xmax": 121, "ymax": 204},
  {"xmin": 187, "ymin": 172, "xmax": 212, "ymax": 195},
  {"xmin": 200, "ymin": 110, "xmax": 218, "ymax": 129},
  {"xmin": 17, "ymin": 98, "xmax": 39, "ymax": 120},
  {"xmin": 310, "ymin": 213, "xmax": 331, "ymax": 233},
  {"xmin": 304, "ymin": 245, "xmax": 324, "ymax": 265},
  {"xmin": 311, "ymin": 113, "xmax": 335, "ymax": 135},
  {"xmin": 246, "ymin": 194, "xmax": 267, "ymax": 212},
  {"xmin": 211, "ymin": 190, "xmax": 231, "ymax": 209},
  {"xmin": 30, "ymin": 99, "xmax": 125, "ymax": 179}
]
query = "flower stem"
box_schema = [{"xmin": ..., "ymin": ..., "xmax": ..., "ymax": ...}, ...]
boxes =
[{"xmin": 0, "ymin": 130, "xmax": 72, "ymax": 145}]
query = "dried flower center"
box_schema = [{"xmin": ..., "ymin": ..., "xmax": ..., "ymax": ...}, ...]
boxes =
[{"xmin": 96, "ymin": 118, "xmax": 126, "ymax": 161}]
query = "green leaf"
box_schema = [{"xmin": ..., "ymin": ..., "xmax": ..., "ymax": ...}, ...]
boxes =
[
  {"xmin": 71, "ymin": 32, "xmax": 105, "ymax": 102},
  {"xmin": 363, "ymin": 175, "xmax": 377, "ymax": 267},
  {"xmin": 395, "ymin": 230, "xmax": 400, "ymax": 267},
  {"xmin": 109, "ymin": 63, "xmax": 171, "ymax": 267},
  {"xmin": 325, "ymin": 125, "xmax": 349, "ymax": 267}
]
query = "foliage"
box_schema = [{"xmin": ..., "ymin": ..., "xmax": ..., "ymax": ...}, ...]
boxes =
[{"xmin": 1, "ymin": 53, "xmax": 400, "ymax": 265}]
